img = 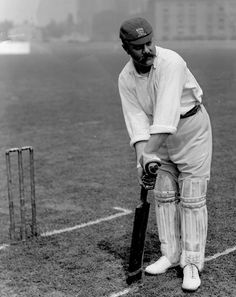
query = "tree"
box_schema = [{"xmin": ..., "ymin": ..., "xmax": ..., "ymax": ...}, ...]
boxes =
[
  {"xmin": 65, "ymin": 13, "xmax": 75, "ymax": 34},
  {"xmin": 0, "ymin": 20, "xmax": 13, "ymax": 40},
  {"xmin": 92, "ymin": 10, "xmax": 127, "ymax": 41}
]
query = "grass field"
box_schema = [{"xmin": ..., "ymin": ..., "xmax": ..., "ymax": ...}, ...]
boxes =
[{"xmin": 0, "ymin": 41, "xmax": 235, "ymax": 297}]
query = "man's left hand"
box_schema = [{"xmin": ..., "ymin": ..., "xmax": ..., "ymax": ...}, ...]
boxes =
[
  {"xmin": 137, "ymin": 166, "xmax": 156, "ymax": 190},
  {"xmin": 141, "ymin": 173, "xmax": 157, "ymax": 190}
]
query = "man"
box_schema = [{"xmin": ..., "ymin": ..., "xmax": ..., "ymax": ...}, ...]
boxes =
[{"xmin": 118, "ymin": 17, "xmax": 212, "ymax": 291}]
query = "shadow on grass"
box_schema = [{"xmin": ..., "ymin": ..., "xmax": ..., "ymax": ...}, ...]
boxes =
[{"xmin": 97, "ymin": 231, "xmax": 162, "ymax": 276}]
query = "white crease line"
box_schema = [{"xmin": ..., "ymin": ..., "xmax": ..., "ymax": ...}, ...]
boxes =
[
  {"xmin": 109, "ymin": 287, "xmax": 139, "ymax": 297},
  {"xmin": 0, "ymin": 244, "xmax": 10, "ymax": 250},
  {"xmin": 205, "ymin": 246, "xmax": 236, "ymax": 262},
  {"xmin": 108, "ymin": 245, "xmax": 236, "ymax": 297},
  {"xmin": 41, "ymin": 207, "xmax": 132, "ymax": 237},
  {"xmin": 77, "ymin": 120, "xmax": 100, "ymax": 126},
  {"xmin": 0, "ymin": 207, "xmax": 132, "ymax": 249}
]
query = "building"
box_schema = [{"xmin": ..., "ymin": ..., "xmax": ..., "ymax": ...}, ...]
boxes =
[
  {"xmin": 75, "ymin": 0, "xmax": 236, "ymax": 41},
  {"xmin": 8, "ymin": 24, "xmax": 42, "ymax": 41},
  {"xmin": 35, "ymin": 0, "xmax": 236, "ymax": 41},
  {"xmin": 149, "ymin": 0, "xmax": 236, "ymax": 40},
  {"xmin": 37, "ymin": 0, "xmax": 77, "ymax": 26}
]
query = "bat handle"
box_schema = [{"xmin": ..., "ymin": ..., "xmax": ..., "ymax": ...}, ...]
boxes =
[
  {"xmin": 145, "ymin": 161, "xmax": 160, "ymax": 176},
  {"xmin": 140, "ymin": 186, "xmax": 148, "ymax": 203}
]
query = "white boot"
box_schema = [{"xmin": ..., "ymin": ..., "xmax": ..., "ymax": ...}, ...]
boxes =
[
  {"xmin": 145, "ymin": 256, "xmax": 178, "ymax": 275},
  {"xmin": 182, "ymin": 264, "xmax": 201, "ymax": 291}
]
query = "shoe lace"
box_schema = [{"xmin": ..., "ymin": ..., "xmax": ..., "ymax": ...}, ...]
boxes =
[{"xmin": 190, "ymin": 264, "xmax": 198, "ymax": 279}]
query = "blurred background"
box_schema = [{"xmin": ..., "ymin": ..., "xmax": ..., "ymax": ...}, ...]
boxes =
[
  {"xmin": 0, "ymin": 0, "xmax": 236, "ymax": 44},
  {"xmin": 0, "ymin": 3, "xmax": 235, "ymax": 296}
]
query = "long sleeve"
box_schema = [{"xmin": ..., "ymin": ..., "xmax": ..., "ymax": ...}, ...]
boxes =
[
  {"xmin": 118, "ymin": 74, "xmax": 150, "ymax": 147},
  {"xmin": 150, "ymin": 57, "xmax": 187, "ymax": 135}
]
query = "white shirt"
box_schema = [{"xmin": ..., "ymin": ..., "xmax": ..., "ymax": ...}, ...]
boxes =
[{"xmin": 118, "ymin": 46, "xmax": 203, "ymax": 147}]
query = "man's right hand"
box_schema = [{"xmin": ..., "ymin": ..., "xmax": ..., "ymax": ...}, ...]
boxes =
[{"xmin": 137, "ymin": 166, "xmax": 156, "ymax": 190}]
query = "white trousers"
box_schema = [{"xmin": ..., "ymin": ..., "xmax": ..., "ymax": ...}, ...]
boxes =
[{"xmin": 153, "ymin": 105, "xmax": 212, "ymax": 271}]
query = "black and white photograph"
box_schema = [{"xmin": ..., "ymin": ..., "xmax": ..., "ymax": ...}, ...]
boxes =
[{"xmin": 0, "ymin": 1, "xmax": 235, "ymax": 296}]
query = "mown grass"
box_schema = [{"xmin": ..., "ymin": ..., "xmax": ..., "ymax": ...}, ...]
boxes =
[{"xmin": 0, "ymin": 43, "xmax": 235, "ymax": 297}]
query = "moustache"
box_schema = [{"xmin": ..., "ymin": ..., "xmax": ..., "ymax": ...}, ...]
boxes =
[{"xmin": 138, "ymin": 53, "xmax": 155, "ymax": 62}]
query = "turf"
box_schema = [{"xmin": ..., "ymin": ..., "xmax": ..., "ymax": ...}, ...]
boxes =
[{"xmin": 0, "ymin": 42, "xmax": 235, "ymax": 297}]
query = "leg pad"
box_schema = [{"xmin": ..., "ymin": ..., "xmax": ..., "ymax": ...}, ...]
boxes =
[
  {"xmin": 179, "ymin": 178, "xmax": 208, "ymax": 271},
  {"xmin": 154, "ymin": 171, "xmax": 181, "ymax": 264}
]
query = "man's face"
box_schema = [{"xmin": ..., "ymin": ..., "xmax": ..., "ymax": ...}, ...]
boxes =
[{"xmin": 126, "ymin": 39, "xmax": 156, "ymax": 67}]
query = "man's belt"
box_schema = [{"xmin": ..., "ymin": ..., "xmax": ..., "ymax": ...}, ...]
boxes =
[{"xmin": 180, "ymin": 104, "xmax": 201, "ymax": 119}]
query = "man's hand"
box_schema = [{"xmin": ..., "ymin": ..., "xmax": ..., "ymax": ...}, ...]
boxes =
[
  {"xmin": 135, "ymin": 140, "xmax": 163, "ymax": 190},
  {"xmin": 137, "ymin": 166, "xmax": 156, "ymax": 190},
  {"xmin": 139, "ymin": 152, "xmax": 161, "ymax": 175}
]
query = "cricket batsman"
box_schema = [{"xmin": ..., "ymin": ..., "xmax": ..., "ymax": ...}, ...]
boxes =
[{"xmin": 118, "ymin": 17, "xmax": 212, "ymax": 291}]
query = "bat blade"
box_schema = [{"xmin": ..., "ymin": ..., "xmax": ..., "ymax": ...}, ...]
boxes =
[{"xmin": 126, "ymin": 187, "xmax": 150, "ymax": 285}]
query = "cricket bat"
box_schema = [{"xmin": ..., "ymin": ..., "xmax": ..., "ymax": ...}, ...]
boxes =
[
  {"xmin": 126, "ymin": 162, "xmax": 159, "ymax": 285},
  {"xmin": 126, "ymin": 186, "xmax": 150, "ymax": 285}
]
